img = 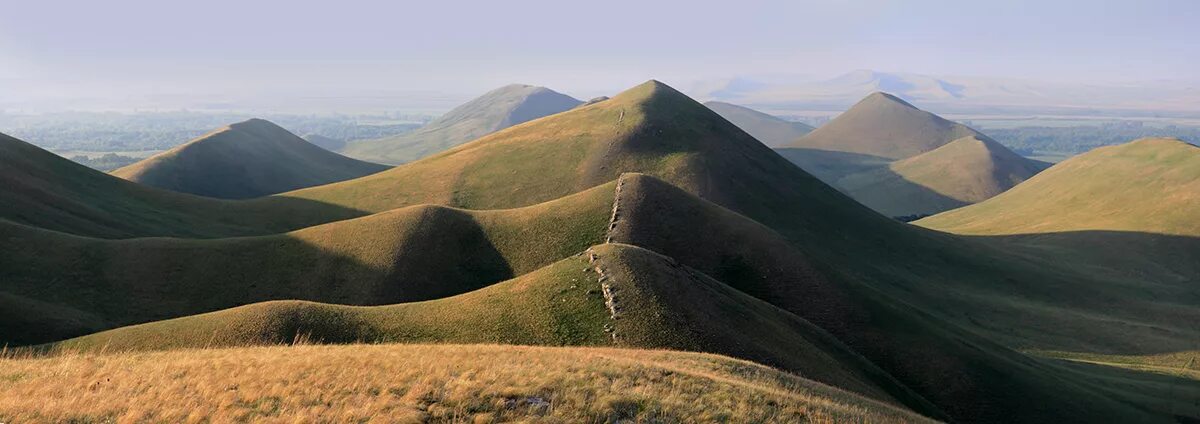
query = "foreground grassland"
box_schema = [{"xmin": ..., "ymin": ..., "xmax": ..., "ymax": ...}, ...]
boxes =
[{"xmin": 0, "ymin": 344, "xmax": 935, "ymax": 424}]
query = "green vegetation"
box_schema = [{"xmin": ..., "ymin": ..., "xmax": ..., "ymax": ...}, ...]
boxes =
[
  {"xmin": 343, "ymin": 84, "xmax": 581, "ymax": 164},
  {"xmin": 3, "ymin": 80, "xmax": 1198, "ymax": 423},
  {"xmin": 917, "ymin": 137, "xmax": 1200, "ymax": 236},
  {"xmin": 112, "ymin": 119, "xmax": 389, "ymax": 199},
  {"xmin": 704, "ymin": 101, "xmax": 813, "ymax": 147},
  {"xmin": 0, "ymin": 182, "xmax": 614, "ymax": 344}
]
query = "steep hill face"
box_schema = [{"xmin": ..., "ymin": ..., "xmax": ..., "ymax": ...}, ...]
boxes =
[
  {"xmin": 343, "ymin": 85, "xmax": 582, "ymax": 164},
  {"xmin": 837, "ymin": 136, "xmax": 1049, "ymax": 217},
  {"xmin": 918, "ymin": 137, "xmax": 1200, "ymax": 236},
  {"xmin": 112, "ymin": 119, "xmax": 388, "ymax": 199},
  {"xmin": 704, "ymin": 101, "xmax": 814, "ymax": 147},
  {"xmin": 0, "ymin": 132, "xmax": 363, "ymax": 238},
  {"xmin": 788, "ymin": 92, "xmax": 988, "ymax": 159}
]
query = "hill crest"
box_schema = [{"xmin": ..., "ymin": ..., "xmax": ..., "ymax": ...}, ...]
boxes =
[
  {"xmin": 112, "ymin": 119, "xmax": 388, "ymax": 199},
  {"xmin": 789, "ymin": 91, "xmax": 989, "ymax": 159}
]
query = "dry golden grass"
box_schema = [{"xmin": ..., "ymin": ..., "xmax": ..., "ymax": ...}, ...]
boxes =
[{"xmin": 0, "ymin": 344, "xmax": 935, "ymax": 423}]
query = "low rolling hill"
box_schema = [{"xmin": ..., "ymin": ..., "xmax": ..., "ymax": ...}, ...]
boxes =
[
  {"xmin": 917, "ymin": 137, "xmax": 1200, "ymax": 236},
  {"xmin": 788, "ymin": 91, "xmax": 987, "ymax": 160},
  {"xmin": 837, "ymin": 135, "xmax": 1049, "ymax": 217},
  {"xmin": 112, "ymin": 119, "xmax": 389, "ymax": 199},
  {"xmin": 0, "ymin": 344, "xmax": 936, "ymax": 423},
  {"xmin": 47, "ymin": 243, "xmax": 931, "ymax": 414},
  {"xmin": 0, "ymin": 131, "xmax": 365, "ymax": 238},
  {"xmin": 342, "ymin": 84, "xmax": 582, "ymax": 164},
  {"xmin": 778, "ymin": 92, "xmax": 1045, "ymax": 217},
  {"xmin": 704, "ymin": 101, "xmax": 814, "ymax": 147}
]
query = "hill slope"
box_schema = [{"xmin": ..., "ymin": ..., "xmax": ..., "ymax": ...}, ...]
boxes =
[
  {"xmin": 917, "ymin": 137, "xmax": 1200, "ymax": 235},
  {"xmin": 112, "ymin": 119, "xmax": 388, "ymax": 199},
  {"xmin": 704, "ymin": 101, "xmax": 814, "ymax": 147},
  {"xmin": 0, "ymin": 132, "xmax": 364, "ymax": 238},
  {"xmin": 48, "ymin": 243, "xmax": 929, "ymax": 413},
  {"xmin": 837, "ymin": 136, "xmax": 1049, "ymax": 216},
  {"xmin": 343, "ymin": 85, "xmax": 582, "ymax": 164},
  {"xmin": 0, "ymin": 344, "xmax": 936, "ymax": 424},
  {"xmin": 788, "ymin": 92, "xmax": 990, "ymax": 159},
  {"xmin": 0, "ymin": 182, "xmax": 615, "ymax": 345}
]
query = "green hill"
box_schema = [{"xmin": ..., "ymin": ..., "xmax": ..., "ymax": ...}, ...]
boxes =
[
  {"xmin": 342, "ymin": 84, "xmax": 582, "ymax": 164},
  {"xmin": 837, "ymin": 136, "xmax": 1049, "ymax": 217},
  {"xmin": 112, "ymin": 119, "xmax": 389, "ymax": 199},
  {"xmin": 0, "ymin": 131, "xmax": 364, "ymax": 238},
  {"xmin": 787, "ymin": 92, "xmax": 988, "ymax": 159},
  {"xmin": 0, "ymin": 182, "xmax": 615, "ymax": 345},
  {"xmin": 6, "ymin": 80, "xmax": 1198, "ymax": 423},
  {"xmin": 49, "ymin": 243, "xmax": 932, "ymax": 414},
  {"xmin": 704, "ymin": 101, "xmax": 814, "ymax": 147},
  {"xmin": 778, "ymin": 93, "xmax": 1043, "ymax": 217},
  {"xmin": 917, "ymin": 137, "xmax": 1200, "ymax": 236}
]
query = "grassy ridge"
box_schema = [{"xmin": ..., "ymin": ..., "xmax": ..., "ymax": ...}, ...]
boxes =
[
  {"xmin": 111, "ymin": 119, "xmax": 389, "ymax": 199},
  {"xmin": 0, "ymin": 183, "xmax": 613, "ymax": 345},
  {"xmin": 47, "ymin": 243, "xmax": 923, "ymax": 410},
  {"xmin": 0, "ymin": 344, "xmax": 936, "ymax": 423},
  {"xmin": 0, "ymin": 132, "xmax": 366, "ymax": 238},
  {"xmin": 918, "ymin": 137, "xmax": 1200, "ymax": 236}
]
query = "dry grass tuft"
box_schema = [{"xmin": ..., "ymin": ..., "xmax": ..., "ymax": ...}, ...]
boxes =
[{"xmin": 0, "ymin": 344, "xmax": 935, "ymax": 423}]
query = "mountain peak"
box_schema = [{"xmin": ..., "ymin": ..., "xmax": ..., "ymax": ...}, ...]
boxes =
[{"xmin": 861, "ymin": 91, "xmax": 918, "ymax": 109}]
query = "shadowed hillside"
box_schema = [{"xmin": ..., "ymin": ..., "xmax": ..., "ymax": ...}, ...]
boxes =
[
  {"xmin": 304, "ymin": 133, "xmax": 347, "ymax": 151},
  {"xmin": 112, "ymin": 119, "xmax": 389, "ymax": 199},
  {"xmin": 46, "ymin": 243, "xmax": 934, "ymax": 415},
  {"xmin": 0, "ymin": 344, "xmax": 937, "ymax": 424},
  {"xmin": 343, "ymin": 85, "xmax": 582, "ymax": 164},
  {"xmin": 837, "ymin": 136, "xmax": 1049, "ymax": 216},
  {"xmin": 918, "ymin": 137, "xmax": 1200, "ymax": 236},
  {"xmin": 0, "ymin": 132, "xmax": 366, "ymax": 238},
  {"xmin": 704, "ymin": 101, "xmax": 814, "ymax": 147},
  {"xmin": 0, "ymin": 183, "xmax": 615, "ymax": 345}
]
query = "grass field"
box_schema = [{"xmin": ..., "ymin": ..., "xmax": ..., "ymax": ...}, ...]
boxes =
[
  {"xmin": 0, "ymin": 344, "xmax": 936, "ymax": 423},
  {"xmin": 917, "ymin": 137, "xmax": 1200, "ymax": 236}
]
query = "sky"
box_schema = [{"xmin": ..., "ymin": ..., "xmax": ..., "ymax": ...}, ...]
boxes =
[{"xmin": 1, "ymin": 0, "xmax": 1197, "ymax": 111}]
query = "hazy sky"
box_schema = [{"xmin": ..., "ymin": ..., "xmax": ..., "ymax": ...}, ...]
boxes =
[{"xmin": 1, "ymin": 0, "xmax": 1197, "ymax": 108}]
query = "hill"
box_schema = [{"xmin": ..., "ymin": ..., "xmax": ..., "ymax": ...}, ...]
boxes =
[
  {"xmin": 917, "ymin": 137, "xmax": 1200, "ymax": 236},
  {"xmin": 788, "ymin": 91, "xmax": 990, "ymax": 159},
  {"xmin": 0, "ymin": 131, "xmax": 364, "ymax": 238},
  {"xmin": 0, "ymin": 182, "xmax": 616, "ymax": 345},
  {"xmin": 112, "ymin": 119, "xmax": 389, "ymax": 199},
  {"xmin": 46, "ymin": 243, "xmax": 930, "ymax": 412},
  {"xmin": 704, "ymin": 101, "xmax": 814, "ymax": 147},
  {"xmin": 836, "ymin": 136, "xmax": 1049, "ymax": 216},
  {"xmin": 342, "ymin": 84, "xmax": 582, "ymax": 164},
  {"xmin": 6, "ymin": 79, "xmax": 1198, "ymax": 422},
  {"xmin": 0, "ymin": 344, "xmax": 936, "ymax": 424}
]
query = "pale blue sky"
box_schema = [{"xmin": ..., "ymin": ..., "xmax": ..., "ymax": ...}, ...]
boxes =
[{"xmin": 1, "ymin": 0, "xmax": 1197, "ymax": 107}]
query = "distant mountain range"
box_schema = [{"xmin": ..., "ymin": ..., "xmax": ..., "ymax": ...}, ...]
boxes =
[{"xmin": 692, "ymin": 70, "xmax": 1200, "ymax": 116}]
